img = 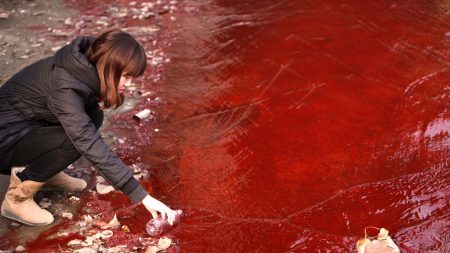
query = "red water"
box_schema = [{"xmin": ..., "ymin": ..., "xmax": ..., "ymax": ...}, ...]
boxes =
[
  {"xmin": 147, "ymin": 0, "xmax": 449, "ymax": 252},
  {"xmin": 4, "ymin": 0, "xmax": 450, "ymax": 252}
]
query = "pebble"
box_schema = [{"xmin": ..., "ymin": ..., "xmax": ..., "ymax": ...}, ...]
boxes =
[
  {"xmin": 8, "ymin": 221, "xmax": 22, "ymax": 229},
  {"xmin": 74, "ymin": 20, "xmax": 85, "ymax": 30},
  {"xmin": 108, "ymin": 214, "xmax": 121, "ymax": 227},
  {"xmin": 121, "ymin": 225, "xmax": 131, "ymax": 233},
  {"xmin": 64, "ymin": 17, "xmax": 73, "ymax": 25},
  {"xmin": 115, "ymin": 11, "xmax": 128, "ymax": 18},
  {"xmin": 158, "ymin": 237, "xmax": 172, "ymax": 249},
  {"xmin": 15, "ymin": 245, "xmax": 25, "ymax": 252},
  {"xmin": 74, "ymin": 247, "xmax": 97, "ymax": 253},
  {"xmin": 83, "ymin": 215, "xmax": 93, "ymax": 223},
  {"xmin": 94, "ymin": 220, "xmax": 108, "ymax": 229},
  {"xmin": 0, "ymin": 12, "xmax": 9, "ymax": 19},
  {"xmin": 69, "ymin": 196, "xmax": 80, "ymax": 201},
  {"xmin": 133, "ymin": 109, "xmax": 151, "ymax": 120},
  {"xmin": 39, "ymin": 199, "xmax": 52, "ymax": 209},
  {"xmin": 145, "ymin": 237, "xmax": 172, "ymax": 253},
  {"xmin": 96, "ymin": 183, "xmax": 115, "ymax": 194},
  {"xmin": 101, "ymin": 230, "xmax": 113, "ymax": 239},
  {"xmin": 106, "ymin": 246, "xmax": 127, "ymax": 253},
  {"xmin": 95, "ymin": 19, "xmax": 109, "ymax": 26},
  {"xmin": 96, "ymin": 175, "xmax": 106, "ymax": 183},
  {"xmin": 141, "ymin": 2, "xmax": 154, "ymax": 8},
  {"xmin": 140, "ymin": 237, "xmax": 159, "ymax": 246},
  {"xmin": 57, "ymin": 231, "xmax": 70, "ymax": 237},
  {"xmin": 33, "ymin": 11, "xmax": 44, "ymax": 16},
  {"xmin": 68, "ymin": 239, "xmax": 83, "ymax": 248},
  {"xmin": 133, "ymin": 173, "xmax": 143, "ymax": 179},
  {"xmin": 61, "ymin": 212, "xmax": 74, "ymax": 219},
  {"xmin": 140, "ymin": 91, "xmax": 154, "ymax": 97}
]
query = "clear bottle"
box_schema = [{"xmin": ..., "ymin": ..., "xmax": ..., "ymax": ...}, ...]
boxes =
[{"xmin": 145, "ymin": 209, "xmax": 183, "ymax": 236}]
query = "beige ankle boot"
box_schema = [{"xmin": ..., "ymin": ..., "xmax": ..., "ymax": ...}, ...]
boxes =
[
  {"xmin": 1, "ymin": 167, "xmax": 54, "ymax": 226},
  {"xmin": 43, "ymin": 171, "xmax": 87, "ymax": 192}
]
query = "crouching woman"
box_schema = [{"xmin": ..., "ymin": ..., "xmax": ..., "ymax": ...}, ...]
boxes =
[{"xmin": 0, "ymin": 30, "xmax": 176, "ymax": 226}]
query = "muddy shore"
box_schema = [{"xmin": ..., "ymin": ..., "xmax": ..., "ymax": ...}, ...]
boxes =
[{"xmin": 0, "ymin": 0, "xmax": 74, "ymax": 85}]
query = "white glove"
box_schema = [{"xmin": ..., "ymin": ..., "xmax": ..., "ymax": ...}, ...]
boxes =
[{"xmin": 142, "ymin": 195, "xmax": 176, "ymax": 225}]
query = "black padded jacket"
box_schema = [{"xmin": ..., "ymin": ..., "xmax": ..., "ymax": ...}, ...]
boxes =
[{"xmin": 0, "ymin": 36, "xmax": 148, "ymax": 203}]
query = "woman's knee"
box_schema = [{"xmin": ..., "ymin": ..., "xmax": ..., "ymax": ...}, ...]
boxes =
[{"xmin": 39, "ymin": 126, "xmax": 77, "ymax": 152}]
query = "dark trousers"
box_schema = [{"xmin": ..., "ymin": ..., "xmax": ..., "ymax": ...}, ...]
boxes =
[
  {"xmin": 9, "ymin": 126, "xmax": 81, "ymax": 182},
  {"xmin": 3, "ymin": 110, "xmax": 103, "ymax": 182}
]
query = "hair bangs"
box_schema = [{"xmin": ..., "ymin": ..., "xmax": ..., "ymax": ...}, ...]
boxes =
[{"xmin": 123, "ymin": 44, "xmax": 147, "ymax": 77}]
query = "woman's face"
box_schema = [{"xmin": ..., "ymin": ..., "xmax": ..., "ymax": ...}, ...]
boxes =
[{"xmin": 118, "ymin": 74, "xmax": 133, "ymax": 93}]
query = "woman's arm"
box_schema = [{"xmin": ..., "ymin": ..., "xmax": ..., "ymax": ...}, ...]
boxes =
[
  {"xmin": 47, "ymin": 86, "xmax": 145, "ymax": 202},
  {"xmin": 49, "ymin": 82, "xmax": 176, "ymax": 223}
]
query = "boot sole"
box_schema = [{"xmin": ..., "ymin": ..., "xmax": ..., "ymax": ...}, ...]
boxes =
[{"xmin": 1, "ymin": 209, "xmax": 53, "ymax": 226}]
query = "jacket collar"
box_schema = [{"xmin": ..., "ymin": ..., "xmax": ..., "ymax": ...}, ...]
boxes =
[{"xmin": 54, "ymin": 36, "xmax": 100, "ymax": 97}]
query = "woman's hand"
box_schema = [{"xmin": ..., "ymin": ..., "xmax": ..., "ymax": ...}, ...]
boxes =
[{"xmin": 142, "ymin": 195, "xmax": 176, "ymax": 225}]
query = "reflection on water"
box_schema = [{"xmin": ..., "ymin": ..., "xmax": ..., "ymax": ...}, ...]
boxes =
[{"xmin": 146, "ymin": 0, "xmax": 449, "ymax": 251}]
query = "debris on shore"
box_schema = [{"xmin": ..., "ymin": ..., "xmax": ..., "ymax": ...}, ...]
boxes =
[{"xmin": 357, "ymin": 227, "xmax": 400, "ymax": 253}]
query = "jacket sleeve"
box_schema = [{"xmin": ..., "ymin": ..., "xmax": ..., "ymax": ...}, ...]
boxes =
[
  {"xmin": 47, "ymin": 87, "xmax": 148, "ymax": 203},
  {"xmin": 86, "ymin": 102, "xmax": 104, "ymax": 130}
]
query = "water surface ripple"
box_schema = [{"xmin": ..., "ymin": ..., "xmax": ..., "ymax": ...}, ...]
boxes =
[{"xmin": 147, "ymin": 0, "xmax": 450, "ymax": 252}]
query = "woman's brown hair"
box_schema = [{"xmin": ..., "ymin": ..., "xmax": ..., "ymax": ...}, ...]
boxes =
[{"xmin": 86, "ymin": 30, "xmax": 147, "ymax": 108}]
